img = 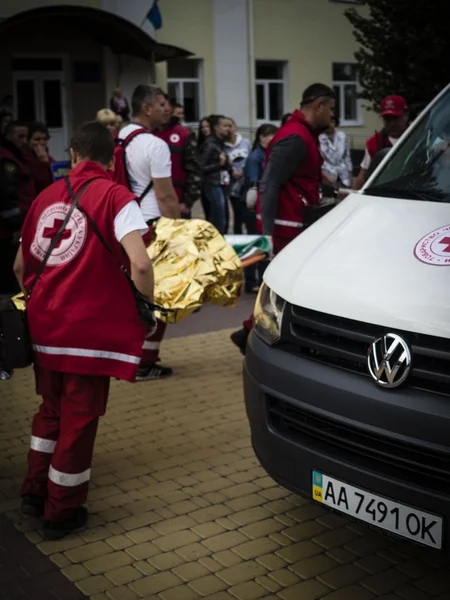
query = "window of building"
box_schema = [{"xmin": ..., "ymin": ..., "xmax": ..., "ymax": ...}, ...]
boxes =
[
  {"xmin": 255, "ymin": 61, "xmax": 286, "ymax": 124},
  {"xmin": 167, "ymin": 59, "xmax": 202, "ymax": 124},
  {"xmin": 332, "ymin": 63, "xmax": 362, "ymax": 126}
]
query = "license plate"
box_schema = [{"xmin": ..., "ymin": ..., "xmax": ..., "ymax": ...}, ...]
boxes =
[{"xmin": 312, "ymin": 471, "xmax": 443, "ymax": 549}]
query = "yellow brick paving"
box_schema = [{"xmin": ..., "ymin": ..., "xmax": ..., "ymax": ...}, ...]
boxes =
[{"xmin": 2, "ymin": 329, "xmax": 450, "ymax": 600}]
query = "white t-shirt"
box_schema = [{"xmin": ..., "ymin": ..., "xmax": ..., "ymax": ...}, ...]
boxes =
[
  {"xmin": 114, "ymin": 200, "xmax": 148, "ymax": 243},
  {"xmin": 360, "ymin": 137, "xmax": 398, "ymax": 171},
  {"xmin": 118, "ymin": 124, "xmax": 172, "ymax": 221}
]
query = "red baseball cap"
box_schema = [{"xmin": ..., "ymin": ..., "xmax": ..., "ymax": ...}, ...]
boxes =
[{"xmin": 379, "ymin": 95, "xmax": 408, "ymax": 117}]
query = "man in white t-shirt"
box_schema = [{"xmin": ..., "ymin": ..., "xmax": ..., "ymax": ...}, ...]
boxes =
[
  {"xmin": 118, "ymin": 85, "xmax": 180, "ymax": 382},
  {"xmin": 354, "ymin": 95, "xmax": 409, "ymax": 190}
]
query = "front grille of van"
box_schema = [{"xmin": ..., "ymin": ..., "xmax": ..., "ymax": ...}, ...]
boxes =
[
  {"xmin": 268, "ymin": 396, "xmax": 450, "ymax": 493},
  {"xmin": 278, "ymin": 304, "xmax": 450, "ymax": 397}
]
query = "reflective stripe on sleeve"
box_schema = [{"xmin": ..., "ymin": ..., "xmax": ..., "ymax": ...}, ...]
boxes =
[
  {"xmin": 48, "ymin": 465, "xmax": 91, "ymax": 487},
  {"xmin": 32, "ymin": 345, "xmax": 140, "ymax": 365},
  {"xmin": 255, "ymin": 214, "xmax": 303, "ymax": 228},
  {"xmin": 30, "ymin": 436, "xmax": 56, "ymax": 453},
  {"xmin": 274, "ymin": 219, "xmax": 304, "ymax": 228}
]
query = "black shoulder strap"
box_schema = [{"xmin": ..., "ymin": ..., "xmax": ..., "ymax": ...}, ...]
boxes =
[
  {"xmin": 120, "ymin": 129, "xmax": 154, "ymax": 199},
  {"xmin": 27, "ymin": 178, "xmax": 96, "ymax": 300},
  {"xmin": 65, "ymin": 177, "xmax": 131, "ymax": 280}
]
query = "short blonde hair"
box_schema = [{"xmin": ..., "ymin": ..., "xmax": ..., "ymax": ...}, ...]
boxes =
[{"xmin": 96, "ymin": 108, "xmax": 116, "ymax": 125}]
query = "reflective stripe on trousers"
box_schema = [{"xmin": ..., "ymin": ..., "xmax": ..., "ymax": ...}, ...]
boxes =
[{"xmin": 256, "ymin": 214, "xmax": 304, "ymax": 228}]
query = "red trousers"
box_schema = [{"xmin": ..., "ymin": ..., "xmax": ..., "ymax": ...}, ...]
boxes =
[
  {"xmin": 141, "ymin": 318, "xmax": 166, "ymax": 365},
  {"xmin": 243, "ymin": 235, "xmax": 293, "ymax": 331},
  {"xmin": 21, "ymin": 366, "xmax": 110, "ymax": 522}
]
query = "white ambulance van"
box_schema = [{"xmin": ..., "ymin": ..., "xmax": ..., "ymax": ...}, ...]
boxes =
[{"xmin": 244, "ymin": 84, "xmax": 450, "ymax": 551}]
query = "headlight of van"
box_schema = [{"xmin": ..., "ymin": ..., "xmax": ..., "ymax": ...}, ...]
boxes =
[{"xmin": 254, "ymin": 283, "xmax": 285, "ymax": 345}]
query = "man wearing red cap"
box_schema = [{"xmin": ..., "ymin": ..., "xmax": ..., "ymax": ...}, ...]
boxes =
[{"xmin": 354, "ymin": 95, "xmax": 409, "ymax": 189}]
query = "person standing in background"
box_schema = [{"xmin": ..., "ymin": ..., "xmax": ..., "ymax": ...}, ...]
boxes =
[
  {"xmin": 0, "ymin": 121, "xmax": 36, "ymax": 295},
  {"xmin": 153, "ymin": 98, "xmax": 202, "ymax": 218},
  {"xmin": 224, "ymin": 119, "xmax": 251, "ymax": 234},
  {"xmin": 243, "ymin": 123, "xmax": 278, "ymax": 293},
  {"xmin": 197, "ymin": 117, "xmax": 212, "ymax": 219},
  {"xmin": 231, "ymin": 83, "xmax": 336, "ymax": 354},
  {"xmin": 118, "ymin": 84, "xmax": 180, "ymax": 381},
  {"xmin": 96, "ymin": 109, "xmax": 119, "ymax": 136},
  {"xmin": 353, "ymin": 95, "xmax": 409, "ymax": 190},
  {"xmin": 110, "ymin": 87, "xmax": 130, "ymax": 123},
  {"xmin": 200, "ymin": 115, "xmax": 232, "ymax": 234},
  {"xmin": 319, "ymin": 115, "xmax": 353, "ymax": 189},
  {"xmin": 171, "ymin": 103, "xmax": 185, "ymax": 125},
  {"xmin": 23, "ymin": 122, "xmax": 54, "ymax": 195}
]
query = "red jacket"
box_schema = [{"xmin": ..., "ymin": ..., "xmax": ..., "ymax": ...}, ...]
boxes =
[
  {"xmin": 21, "ymin": 161, "xmax": 146, "ymax": 381},
  {"xmin": 256, "ymin": 109, "xmax": 322, "ymax": 239},
  {"xmin": 23, "ymin": 147, "xmax": 55, "ymax": 194},
  {"xmin": 366, "ymin": 130, "xmax": 392, "ymax": 159},
  {"xmin": 0, "ymin": 143, "xmax": 36, "ymax": 239},
  {"xmin": 154, "ymin": 123, "xmax": 191, "ymax": 201}
]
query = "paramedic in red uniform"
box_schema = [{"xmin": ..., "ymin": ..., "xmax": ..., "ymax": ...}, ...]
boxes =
[
  {"xmin": 118, "ymin": 85, "xmax": 180, "ymax": 381},
  {"xmin": 231, "ymin": 83, "xmax": 336, "ymax": 354},
  {"xmin": 354, "ymin": 95, "xmax": 409, "ymax": 189},
  {"xmin": 154, "ymin": 98, "xmax": 203, "ymax": 217},
  {"xmin": 13, "ymin": 121, "xmax": 154, "ymax": 540},
  {"xmin": 0, "ymin": 121, "xmax": 36, "ymax": 296}
]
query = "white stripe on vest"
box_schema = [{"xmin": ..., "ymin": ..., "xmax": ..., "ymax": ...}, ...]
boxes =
[
  {"xmin": 48, "ymin": 465, "xmax": 91, "ymax": 487},
  {"xmin": 32, "ymin": 345, "xmax": 140, "ymax": 365},
  {"xmin": 30, "ymin": 436, "xmax": 56, "ymax": 453}
]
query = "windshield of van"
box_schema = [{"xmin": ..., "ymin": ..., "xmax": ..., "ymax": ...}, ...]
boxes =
[{"xmin": 364, "ymin": 87, "xmax": 450, "ymax": 202}]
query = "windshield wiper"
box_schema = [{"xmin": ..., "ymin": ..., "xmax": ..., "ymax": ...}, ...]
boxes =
[{"xmin": 364, "ymin": 185, "xmax": 412, "ymax": 199}]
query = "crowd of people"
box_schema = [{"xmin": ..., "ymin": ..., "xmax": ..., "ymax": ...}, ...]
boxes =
[{"xmin": 0, "ymin": 79, "xmax": 411, "ymax": 540}]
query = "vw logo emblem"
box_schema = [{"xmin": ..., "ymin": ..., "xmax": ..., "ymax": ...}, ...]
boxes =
[{"xmin": 367, "ymin": 333, "xmax": 412, "ymax": 389}]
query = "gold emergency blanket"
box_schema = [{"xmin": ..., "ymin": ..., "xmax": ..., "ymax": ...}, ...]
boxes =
[
  {"xmin": 148, "ymin": 217, "xmax": 244, "ymax": 324},
  {"xmin": 11, "ymin": 294, "xmax": 26, "ymax": 311}
]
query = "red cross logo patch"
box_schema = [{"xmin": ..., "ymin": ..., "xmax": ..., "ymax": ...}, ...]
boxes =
[
  {"xmin": 31, "ymin": 203, "xmax": 87, "ymax": 266},
  {"xmin": 414, "ymin": 224, "xmax": 450, "ymax": 266}
]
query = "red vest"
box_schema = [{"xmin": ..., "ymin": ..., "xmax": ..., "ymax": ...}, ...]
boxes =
[
  {"xmin": 154, "ymin": 124, "xmax": 191, "ymax": 201},
  {"xmin": 21, "ymin": 161, "xmax": 146, "ymax": 381},
  {"xmin": 366, "ymin": 130, "xmax": 392, "ymax": 159},
  {"xmin": 0, "ymin": 145, "xmax": 36, "ymax": 239},
  {"xmin": 256, "ymin": 110, "xmax": 322, "ymax": 240}
]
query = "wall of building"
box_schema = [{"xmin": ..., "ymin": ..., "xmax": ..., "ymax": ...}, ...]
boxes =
[
  {"xmin": 1, "ymin": 0, "xmax": 380, "ymax": 148},
  {"xmin": 152, "ymin": 0, "xmax": 215, "ymax": 119},
  {"xmin": 253, "ymin": 0, "xmax": 378, "ymax": 143}
]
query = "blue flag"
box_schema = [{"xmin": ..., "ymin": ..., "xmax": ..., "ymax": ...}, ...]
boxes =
[{"xmin": 147, "ymin": 1, "xmax": 162, "ymax": 30}]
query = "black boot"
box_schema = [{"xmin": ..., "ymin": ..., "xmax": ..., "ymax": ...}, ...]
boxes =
[
  {"xmin": 20, "ymin": 495, "xmax": 45, "ymax": 518},
  {"xmin": 230, "ymin": 328, "xmax": 250, "ymax": 355},
  {"xmin": 42, "ymin": 506, "xmax": 89, "ymax": 540}
]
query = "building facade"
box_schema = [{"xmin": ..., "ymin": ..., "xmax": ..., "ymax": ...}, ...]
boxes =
[
  {"xmin": 0, "ymin": 0, "xmax": 377, "ymax": 159},
  {"xmin": 153, "ymin": 0, "xmax": 378, "ymax": 145}
]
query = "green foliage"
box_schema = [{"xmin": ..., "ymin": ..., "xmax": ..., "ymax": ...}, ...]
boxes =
[{"xmin": 345, "ymin": 0, "xmax": 450, "ymax": 116}]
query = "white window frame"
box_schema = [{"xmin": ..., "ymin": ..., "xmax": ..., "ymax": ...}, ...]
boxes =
[
  {"xmin": 255, "ymin": 61, "xmax": 287, "ymax": 126},
  {"xmin": 332, "ymin": 63, "xmax": 363, "ymax": 127},
  {"xmin": 167, "ymin": 60, "xmax": 203, "ymax": 127}
]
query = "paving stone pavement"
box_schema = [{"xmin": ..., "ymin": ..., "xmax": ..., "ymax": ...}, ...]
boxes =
[{"xmin": 2, "ymin": 327, "xmax": 450, "ymax": 600}]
